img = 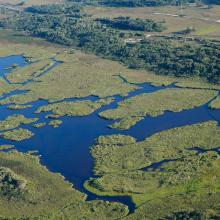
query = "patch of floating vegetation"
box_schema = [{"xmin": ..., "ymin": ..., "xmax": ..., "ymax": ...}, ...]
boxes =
[
  {"xmin": 0, "ymin": 151, "xmax": 128, "ymax": 219},
  {"xmin": 6, "ymin": 59, "xmax": 55, "ymax": 84},
  {"xmin": 32, "ymin": 122, "xmax": 46, "ymax": 128},
  {"xmin": 0, "ymin": 145, "xmax": 14, "ymax": 150},
  {"xmin": 45, "ymin": 114, "xmax": 60, "ymax": 119},
  {"xmin": 36, "ymin": 98, "xmax": 114, "ymax": 117},
  {"xmin": 0, "ymin": 114, "xmax": 38, "ymax": 132},
  {"xmin": 7, "ymin": 104, "xmax": 32, "ymax": 110},
  {"xmin": 99, "ymin": 88, "xmax": 218, "ymax": 129},
  {"xmin": 0, "ymin": 128, "xmax": 34, "ymax": 141},
  {"xmin": 85, "ymin": 121, "xmax": 220, "ymax": 209},
  {"xmin": 209, "ymin": 96, "xmax": 220, "ymax": 109},
  {"xmin": 49, "ymin": 120, "xmax": 63, "ymax": 128}
]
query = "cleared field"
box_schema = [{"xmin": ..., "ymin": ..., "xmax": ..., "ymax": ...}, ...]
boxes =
[{"xmin": 86, "ymin": 5, "xmax": 220, "ymax": 37}]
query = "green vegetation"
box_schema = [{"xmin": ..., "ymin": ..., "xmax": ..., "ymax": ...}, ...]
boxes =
[
  {"xmin": 0, "ymin": 145, "xmax": 14, "ymax": 150},
  {"xmin": 0, "ymin": 114, "xmax": 38, "ymax": 132},
  {"xmin": 0, "ymin": 166, "xmax": 27, "ymax": 200},
  {"xmin": 25, "ymin": 3, "xmax": 82, "ymax": 17},
  {"xmin": 85, "ymin": 121, "xmax": 220, "ymax": 218},
  {"xmin": 7, "ymin": 104, "xmax": 32, "ymax": 110},
  {"xmin": 0, "ymin": 151, "xmax": 128, "ymax": 219},
  {"xmin": 33, "ymin": 122, "xmax": 46, "ymax": 128},
  {"xmin": 6, "ymin": 59, "xmax": 55, "ymax": 84},
  {"xmin": 96, "ymin": 16, "xmax": 166, "ymax": 32},
  {"xmin": 88, "ymin": 121, "xmax": 220, "ymax": 175},
  {"xmin": 100, "ymin": 88, "xmax": 217, "ymax": 129},
  {"xmin": 1, "ymin": 4, "xmax": 219, "ymax": 84},
  {"xmin": 209, "ymin": 96, "xmax": 220, "ymax": 109},
  {"xmin": 36, "ymin": 98, "xmax": 114, "ymax": 117},
  {"xmin": 49, "ymin": 120, "xmax": 63, "ymax": 128},
  {"xmin": 0, "ymin": 128, "xmax": 34, "ymax": 141}
]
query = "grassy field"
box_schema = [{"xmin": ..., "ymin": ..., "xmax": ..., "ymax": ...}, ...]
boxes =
[{"xmin": 86, "ymin": 5, "xmax": 220, "ymax": 38}]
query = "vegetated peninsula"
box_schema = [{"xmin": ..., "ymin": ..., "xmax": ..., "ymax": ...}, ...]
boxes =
[{"xmin": 0, "ymin": 0, "xmax": 219, "ymax": 219}]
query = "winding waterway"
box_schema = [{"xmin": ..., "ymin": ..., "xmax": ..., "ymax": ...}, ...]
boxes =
[{"xmin": 0, "ymin": 55, "xmax": 220, "ymax": 212}]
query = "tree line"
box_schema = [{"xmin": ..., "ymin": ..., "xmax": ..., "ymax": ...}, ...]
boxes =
[{"xmin": 1, "ymin": 4, "xmax": 219, "ymax": 84}]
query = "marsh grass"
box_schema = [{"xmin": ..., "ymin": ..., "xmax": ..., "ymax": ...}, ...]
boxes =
[
  {"xmin": 36, "ymin": 98, "xmax": 114, "ymax": 117},
  {"xmin": 0, "ymin": 151, "xmax": 128, "ymax": 219},
  {"xmin": 0, "ymin": 128, "xmax": 34, "ymax": 141},
  {"xmin": 0, "ymin": 114, "xmax": 38, "ymax": 132},
  {"xmin": 48, "ymin": 120, "xmax": 63, "ymax": 128},
  {"xmin": 100, "ymin": 88, "xmax": 217, "ymax": 129},
  {"xmin": 85, "ymin": 121, "xmax": 220, "ymax": 210},
  {"xmin": 209, "ymin": 96, "xmax": 220, "ymax": 109}
]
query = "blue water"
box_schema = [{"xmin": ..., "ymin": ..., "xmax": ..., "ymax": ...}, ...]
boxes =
[
  {"xmin": 0, "ymin": 55, "xmax": 27, "ymax": 79},
  {"xmin": 0, "ymin": 55, "xmax": 220, "ymax": 212}
]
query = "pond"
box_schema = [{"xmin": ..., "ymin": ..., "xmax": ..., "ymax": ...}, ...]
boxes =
[{"xmin": 0, "ymin": 55, "xmax": 219, "ymax": 212}]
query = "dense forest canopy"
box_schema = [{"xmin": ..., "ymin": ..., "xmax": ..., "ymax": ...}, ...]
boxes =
[
  {"xmin": 1, "ymin": 4, "xmax": 219, "ymax": 84},
  {"xmin": 96, "ymin": 17, "xmax": 166, "ymax": 32}
]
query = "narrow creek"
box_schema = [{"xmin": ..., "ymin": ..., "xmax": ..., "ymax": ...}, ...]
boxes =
[{"xmin": 0, "ymin": 55, "xmax": 220, "ymax": 212}]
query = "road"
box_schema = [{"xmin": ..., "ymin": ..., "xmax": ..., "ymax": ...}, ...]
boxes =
[{"xmin": 0, "ymin": 4, "xmax": 22, "ymax": 12}]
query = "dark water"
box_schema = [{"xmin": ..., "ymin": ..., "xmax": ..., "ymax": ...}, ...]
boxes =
[{"xmin": 0, "ymin": 55, "xmax": 220, "ymax": 212}]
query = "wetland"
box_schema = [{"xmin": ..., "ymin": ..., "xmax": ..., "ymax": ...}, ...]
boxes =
[
  {"xmin": 0, "ymin": 45, "xmax": 219, "ymax": 219},
  {"xmin": 0, "ymin": 1, "xmax": 219, "ymax": 217}
]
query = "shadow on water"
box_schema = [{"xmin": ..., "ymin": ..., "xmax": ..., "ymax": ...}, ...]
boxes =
[{"xmin": 0, "ymin": 55, "xmax": 220, "ymax": 212}]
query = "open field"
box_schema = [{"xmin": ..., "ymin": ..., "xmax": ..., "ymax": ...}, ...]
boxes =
[{"xmin": 86, "ymin": 5, "xmax": 220, "ymax": 37}]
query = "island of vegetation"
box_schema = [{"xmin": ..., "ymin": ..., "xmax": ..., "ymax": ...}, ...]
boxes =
[
  {"xmin": 0, "ymin": 128, "xmax": 34, "ymax": 141},
  {"xmin": 0, "ymin": 114, "xmax": 38, "ymax": 131},
  {"xmin": 99, "ymin": 88, "xmax": 217, "ymax": 129},
  {"xmin": 85, "ymin": 121, "xmax": 220, "ymax": 219}
]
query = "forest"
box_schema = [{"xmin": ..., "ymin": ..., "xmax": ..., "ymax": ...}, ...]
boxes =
[
  {"xmin": 1, "ymin": 3, "xmax": 219, "ymax": 84},
  {"xmin": 96, "ymin": 17, "xmax": 166, "ymax": 32}
]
